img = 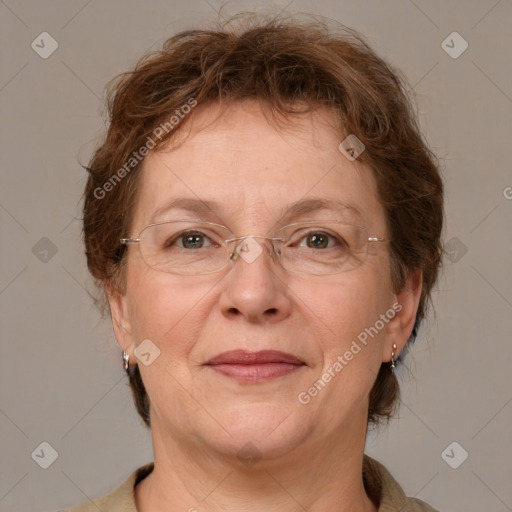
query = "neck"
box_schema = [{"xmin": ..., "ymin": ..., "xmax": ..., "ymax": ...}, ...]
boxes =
[{"xmin": 135, "ymin": 419, "xmax": 377, "ymax": 512}]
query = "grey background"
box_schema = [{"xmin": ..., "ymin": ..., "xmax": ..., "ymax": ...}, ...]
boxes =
[{"xmin": 1, "ymin": 1, "xmax": 511, "ymax": 511}]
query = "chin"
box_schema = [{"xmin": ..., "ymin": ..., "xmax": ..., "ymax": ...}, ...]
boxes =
[{"xmin": 193, "ymin": 402, "xmax": 313, "ymax": 464}]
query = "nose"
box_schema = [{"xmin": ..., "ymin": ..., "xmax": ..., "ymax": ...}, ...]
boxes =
[{"xmin": 219, "ymin": 236, "xmax": 292, "ymax": 323}]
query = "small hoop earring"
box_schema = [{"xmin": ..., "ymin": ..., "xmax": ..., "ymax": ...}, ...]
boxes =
[
  {"xmin": 123, "ymin": 351, "xmax": 130, "ymax": 372},
  {"xmin": 390, "ymin": 343, "xmax": 398, "ymax": 370}
]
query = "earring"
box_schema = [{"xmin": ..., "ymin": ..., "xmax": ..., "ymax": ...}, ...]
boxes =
[
  {"xmin": 390, "ymin": 343, "xmax": 398, "ymax": 370},
  {"xmin": 123, "ymin": 351, "xmax": 130, "ymax": 372}
]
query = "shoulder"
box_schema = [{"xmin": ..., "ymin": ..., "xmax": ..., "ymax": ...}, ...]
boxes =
[
  {"xmin": 403, "ymin": 497, "xmax": 440, "ymax": 511},
  {"xmin": 57, "ymin": 462, "xmax": 154, "ymax": 512},
  {"xmin": 363, "ymin": 455, "xmax": 439, "ymax": 511}
]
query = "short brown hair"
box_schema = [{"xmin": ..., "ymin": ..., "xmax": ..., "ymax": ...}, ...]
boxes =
[{"xmin": 82, "ymin": 14, "xmax": 443, "ymax": 427}]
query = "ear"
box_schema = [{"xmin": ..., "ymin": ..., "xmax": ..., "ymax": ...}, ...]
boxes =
[
  {"xmin": 382, "ymin": 269, "xmax": 423, "ymax": 362},
  {"xmin": 106, "ymin": 282, "xmax": 135, "ymax": 358}
]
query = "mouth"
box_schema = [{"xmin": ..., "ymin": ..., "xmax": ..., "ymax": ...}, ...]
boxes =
[{"xmin": 204, "ymin": 350, "xmax": 306, "ymax": 382}]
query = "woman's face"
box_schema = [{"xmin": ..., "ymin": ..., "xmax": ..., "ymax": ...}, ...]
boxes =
[{"xmin": 109, "ymin": 100, "xmax": 419, "ymax": 461}]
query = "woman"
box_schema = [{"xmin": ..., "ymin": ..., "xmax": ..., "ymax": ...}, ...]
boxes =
[{"xmin": 64, "ymin": 14, "xmax": 443, "ymax": 512}]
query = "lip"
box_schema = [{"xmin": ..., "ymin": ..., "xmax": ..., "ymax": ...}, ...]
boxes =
[
  {"xmin": 206, "ymin": 350, "xmax": 304, "ymax": 365},
  {"xmin": 205, "ymin": 350, "xmax": 305, "ymax": 382}
]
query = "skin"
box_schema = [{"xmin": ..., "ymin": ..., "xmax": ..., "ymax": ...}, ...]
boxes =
[{"xmin": 108, "ymin": 100, "xmax": 422, "ymax": 512}]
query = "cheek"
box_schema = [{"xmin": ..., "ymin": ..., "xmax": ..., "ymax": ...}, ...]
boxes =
[
  {"xmin": 304, "ymin": 264, "xmax": 393, "ymax": 361},
  {"xmin": 303, "ymin": 274, "xmax": 394, "ymax": 407},
  {"xmin": 126, "ymin": 266, "xmax": 204, "ymax": 355}
]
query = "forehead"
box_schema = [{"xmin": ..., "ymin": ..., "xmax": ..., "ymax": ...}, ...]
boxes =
[{"xmin": 133, "ymin": 100, "xmax": 385, "ymax": 233}]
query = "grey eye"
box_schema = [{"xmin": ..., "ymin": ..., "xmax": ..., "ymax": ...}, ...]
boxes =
[{"xmin": 167, "ymin": 231, "xmax": 214, "ymax": 250}]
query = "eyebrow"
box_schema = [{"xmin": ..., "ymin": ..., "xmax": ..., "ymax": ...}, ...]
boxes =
[{"xmin": 150, "ymin": 197, "xmax": 365, "ymax": 226}]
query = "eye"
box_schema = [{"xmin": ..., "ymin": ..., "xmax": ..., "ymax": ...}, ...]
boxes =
[
  {"xmin": 166, "ymin": 230, "xmax": 216, "ymax": 250},
  {"xmin": 296, "ymin": 230, "xmax": 346, "ymax": 250}
]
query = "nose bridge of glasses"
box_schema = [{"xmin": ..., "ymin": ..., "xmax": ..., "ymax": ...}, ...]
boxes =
[{"xmin": 225, "ymin": 234, "xmax": 284, "ymax": 262}]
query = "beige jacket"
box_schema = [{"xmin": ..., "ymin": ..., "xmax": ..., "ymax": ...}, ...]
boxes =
[{"xmin": 60, "ymin": 455, "xmax": 439, "ymax": 511}]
